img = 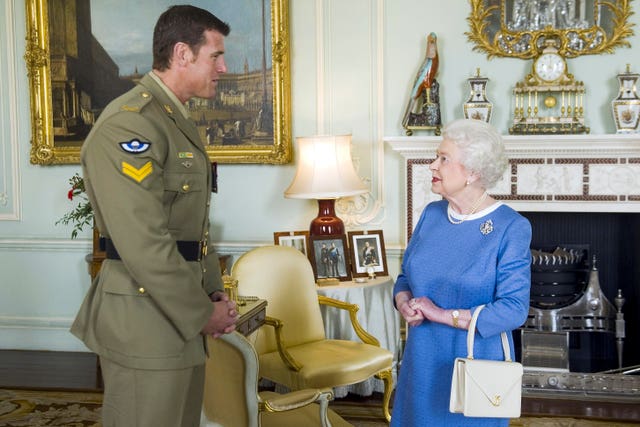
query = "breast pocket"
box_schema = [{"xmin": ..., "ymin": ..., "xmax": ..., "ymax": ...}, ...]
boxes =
[{"xmin": 163, "ymin": 172, "xmax": 207, "ymax": 232}]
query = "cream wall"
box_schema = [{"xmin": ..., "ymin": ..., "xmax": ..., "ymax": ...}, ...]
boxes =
[{"xmin": 1, "ymin": 0, "xmax": 639, "ymax": 351}]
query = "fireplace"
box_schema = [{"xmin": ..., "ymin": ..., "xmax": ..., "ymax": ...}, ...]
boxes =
[
  {"xmin": 388, "ymin": 134, "xmax": 640, "ymax": 374},
  {"xmin": 521, "ymin": 212, "xmax": 640, "ymax": 371}
]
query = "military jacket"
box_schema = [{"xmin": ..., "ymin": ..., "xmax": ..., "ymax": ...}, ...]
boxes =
[{"xmin": 71, "ymin": 73, "xmax": 223, "ymax": 370}]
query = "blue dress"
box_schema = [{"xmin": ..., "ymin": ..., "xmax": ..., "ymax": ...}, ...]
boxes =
[{"xmin": 392, "ymin": 200, "xmax": 531, "ymax": 427}]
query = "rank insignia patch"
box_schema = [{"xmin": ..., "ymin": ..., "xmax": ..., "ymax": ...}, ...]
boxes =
[
  {"xmin": 122, "ymin": 161, "xmax": 153, "ymax": 183},
  {"xmin": 119, "ymin": 139, "xmax": 151, "ymax": 153}
]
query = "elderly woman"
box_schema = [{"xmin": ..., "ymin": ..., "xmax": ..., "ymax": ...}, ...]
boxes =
[{"xmin": 392, "ymin": 119, "xmax": 531, "ymax": 426}]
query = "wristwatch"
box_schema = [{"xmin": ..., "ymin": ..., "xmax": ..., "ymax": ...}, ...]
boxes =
[{"xmin": 451, "ymin": 310, "xmax": 460, "ymax": 328}]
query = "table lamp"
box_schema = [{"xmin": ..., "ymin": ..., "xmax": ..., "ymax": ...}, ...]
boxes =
[{"xmin": 284, "ymin": 135, "xmax": 368, "ymax": 236}]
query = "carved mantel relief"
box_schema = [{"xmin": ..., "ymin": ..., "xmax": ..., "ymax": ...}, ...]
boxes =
[{"xmin": 386, "ymin": 134, "xmax": 640, "ymax": 242}]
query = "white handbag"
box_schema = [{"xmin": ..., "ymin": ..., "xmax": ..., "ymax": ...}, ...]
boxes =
[{"xmin": 449, "ymin": 304, "xmax": 523, "ymax": 418}]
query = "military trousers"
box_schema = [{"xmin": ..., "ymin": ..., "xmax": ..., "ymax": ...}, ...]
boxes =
[{"xmin": 99, "ymin": 357, "xmax": 205, "ymax": 427}]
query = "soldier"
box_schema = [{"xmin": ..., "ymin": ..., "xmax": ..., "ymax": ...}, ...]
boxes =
[
  {"xmin": 71, "ymin": 6, "xmax": 237, "ymax": 426},
  {"xmin": 362, "ymin": 241, "xmax": 378, "ymax": 267}
]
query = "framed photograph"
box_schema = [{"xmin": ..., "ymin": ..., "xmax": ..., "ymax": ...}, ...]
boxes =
[
  {"xmin": 273, "ymin": 231, "xmax": 310, "ymax": 257},
  {"xmin": 348, "ymin": 230, "xmax": 389, "ymax": 278},
  {"xmin": 25, "ymin": 0, "xmax": 291, "ymax": 165},
  {"xmin": 309, "ymin": 235, "xmax": 352, "ymax": 282}
]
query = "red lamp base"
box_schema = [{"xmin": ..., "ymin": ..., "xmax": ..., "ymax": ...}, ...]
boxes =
[{"xmin": 310, "ymin": 199, "xmax": 344, "ymax": 236}]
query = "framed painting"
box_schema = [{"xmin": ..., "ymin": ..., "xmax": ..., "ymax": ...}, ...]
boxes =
[
  {"xmin": 24, "ymin": 0, "xmax": 291, "ymax": 165},
  {"xmin": 309, "ymin": 234, "xmax": 352, "ymax": 282},
  {"xmin": 348, "ymin": 230, "xmax": 388, "ymax": 278},
  {"xmin": 273, "ymin": 230, "xmax": 310, "ymax": 257}
]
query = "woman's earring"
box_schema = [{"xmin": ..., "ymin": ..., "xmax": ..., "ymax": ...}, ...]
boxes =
[{"xmin": 466, "ymin": 179, "xmax": 470, "ymax": 186}]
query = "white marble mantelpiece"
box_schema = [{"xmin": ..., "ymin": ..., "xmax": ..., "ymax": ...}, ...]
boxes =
[{"xmin": 386, "ymin": 134, "xmax": 640, "ymax": 240}]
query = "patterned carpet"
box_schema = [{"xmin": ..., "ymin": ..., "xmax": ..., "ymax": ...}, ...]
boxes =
[
  {"xmin": 2, "ymin": 388, "xmax": 639, "ymax": 426},
  {"xmin": 0, "ymin": 389, "xmax": 102, "ymax": 426},
  {"xmin": 329, "ymin": 397, "xmax": 640, "ymax": 427}
]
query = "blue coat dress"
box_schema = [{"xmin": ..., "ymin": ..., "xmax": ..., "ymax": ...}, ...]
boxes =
[{"xmin": 392, "ymin": 200, "xmax": 531, "ymax": 427}]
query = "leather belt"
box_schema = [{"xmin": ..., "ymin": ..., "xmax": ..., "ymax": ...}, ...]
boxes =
[{"xmin": 101, "ymin": 237, "xmax": 206, "ymax": 262}]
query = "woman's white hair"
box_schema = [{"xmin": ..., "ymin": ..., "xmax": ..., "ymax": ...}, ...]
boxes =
[{"xmin": 441, "ymin": 119, "xmax": 508, "ymax": 188}]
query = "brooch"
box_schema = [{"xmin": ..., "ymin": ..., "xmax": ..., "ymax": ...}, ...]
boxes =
[{"xmin": 480, "ymin": 219, "xmax": 494, "ymax": 235}]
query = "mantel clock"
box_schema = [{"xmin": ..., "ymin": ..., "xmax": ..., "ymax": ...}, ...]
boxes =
[{"xmin": 510, "ymin": 41, "xmax": 589, "ymax": 135}]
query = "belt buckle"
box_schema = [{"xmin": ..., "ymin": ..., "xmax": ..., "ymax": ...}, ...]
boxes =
[{"xmin": 200, "ymin": 239, "xmax": 208, "ymax": 260}]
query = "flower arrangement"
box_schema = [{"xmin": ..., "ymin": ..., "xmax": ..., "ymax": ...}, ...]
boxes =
[{"xmin": 56, "ymin": 173, "xmax": 93, "ymax": 239}]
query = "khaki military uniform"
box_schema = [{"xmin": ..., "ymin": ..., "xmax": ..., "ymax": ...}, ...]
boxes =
[{"xmin": 71, "ymin": 72, "xmax": 223, "ymax": 426}]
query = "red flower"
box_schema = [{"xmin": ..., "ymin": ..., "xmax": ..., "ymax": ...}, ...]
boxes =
[{"xmin": 68, "ymin": 189, "xmax": 74, "ymax": 200}]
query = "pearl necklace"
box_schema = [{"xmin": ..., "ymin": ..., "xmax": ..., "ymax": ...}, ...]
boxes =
[{"xmin": 447, "ymin": 191, "xmax": 488, "ymax": 224}]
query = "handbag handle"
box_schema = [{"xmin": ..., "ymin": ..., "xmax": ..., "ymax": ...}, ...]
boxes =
[{"xmin": 466, "ymin": 304, "xmax": 512, "ymax": 362}]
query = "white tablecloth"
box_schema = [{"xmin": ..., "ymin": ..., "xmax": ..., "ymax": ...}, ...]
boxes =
[{"xmin": 316, "ymin": 276, "xmax": 401, "ymax": 397}]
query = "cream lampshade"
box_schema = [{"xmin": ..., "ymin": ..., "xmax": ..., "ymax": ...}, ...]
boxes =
[{"xmin": 284, "ymin": 135, "xmax": 368, "ymax": 236}]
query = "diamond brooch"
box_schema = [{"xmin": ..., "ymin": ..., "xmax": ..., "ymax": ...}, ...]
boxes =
[{"xmin": 480, "ymin": 219, "xmax": 494, "ymax": 235}]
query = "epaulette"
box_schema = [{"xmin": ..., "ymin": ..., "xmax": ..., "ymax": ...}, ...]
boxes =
[{"xmin": 119, "ymin": 89, "xmax": 154, "ymax": 113}]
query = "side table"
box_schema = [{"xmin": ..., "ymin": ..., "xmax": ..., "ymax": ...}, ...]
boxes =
[{"xmin": 316, "ymin": 276, "xmax": 400, "ymax": 397}]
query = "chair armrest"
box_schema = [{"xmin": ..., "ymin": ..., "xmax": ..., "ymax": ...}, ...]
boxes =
[
  {"xmin": 259, "ymin": 388, "xmax": 334, "ymax": 427},
  {"xmin": 317, "ymin": 294, "xmax": 381, "ymax": 347},
  {"xmin": 263, "ymin": 316, "xmax": 303, "ymax": 372},
  {"xmin": 259, "ymin": 388, "xmax": 333, "ymax": 412}
]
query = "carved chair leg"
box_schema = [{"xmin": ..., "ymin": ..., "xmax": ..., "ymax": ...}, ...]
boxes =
[{"xmin": 375, "ymin": 369, "xmax": 393, "ymax": 423}]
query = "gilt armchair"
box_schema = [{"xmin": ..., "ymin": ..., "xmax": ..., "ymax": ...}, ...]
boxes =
[
  {"xmin": 231, "ymin": 245, "xmax": 393, "ymax": 422},
  {"xmin": 201, "ymin": 331, "xmax": 352, "ymax": 427}
]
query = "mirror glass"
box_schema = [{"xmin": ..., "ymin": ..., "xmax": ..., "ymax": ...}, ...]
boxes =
[{"xmin": 467, "ymin": 0, "xmax": 635, "ymax": 59}]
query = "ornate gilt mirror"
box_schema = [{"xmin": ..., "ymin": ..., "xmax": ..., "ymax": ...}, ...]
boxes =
[
  {"xmin": 24, "ymin": 0, "xmax": 291, "ymax": 165},
  {"xmin": 466, "ymin": 0, "xmax": 635, "ymax": 59}
]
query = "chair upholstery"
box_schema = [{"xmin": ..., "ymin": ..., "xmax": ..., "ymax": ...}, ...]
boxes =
[
  {"xmin": 201, "ymin": 331, "xmax": 352, "ymax": 427},
  {"xmin": 231, "ymin": 245, "xmax": 394, "ymax": 422}
]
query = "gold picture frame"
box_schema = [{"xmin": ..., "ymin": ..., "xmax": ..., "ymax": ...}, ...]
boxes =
[
  {"xmin": 466, "ymin": 0, "xmax": 635, "ymax": 59},
  {"xmin": 24, "ymin": 0, "xmax": 291, "ymax": 165}
]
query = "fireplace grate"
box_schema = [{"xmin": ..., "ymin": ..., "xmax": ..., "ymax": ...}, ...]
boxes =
[{"xmin": 530, "ymin": 246, "xmax": 589, "ymax": 310}]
